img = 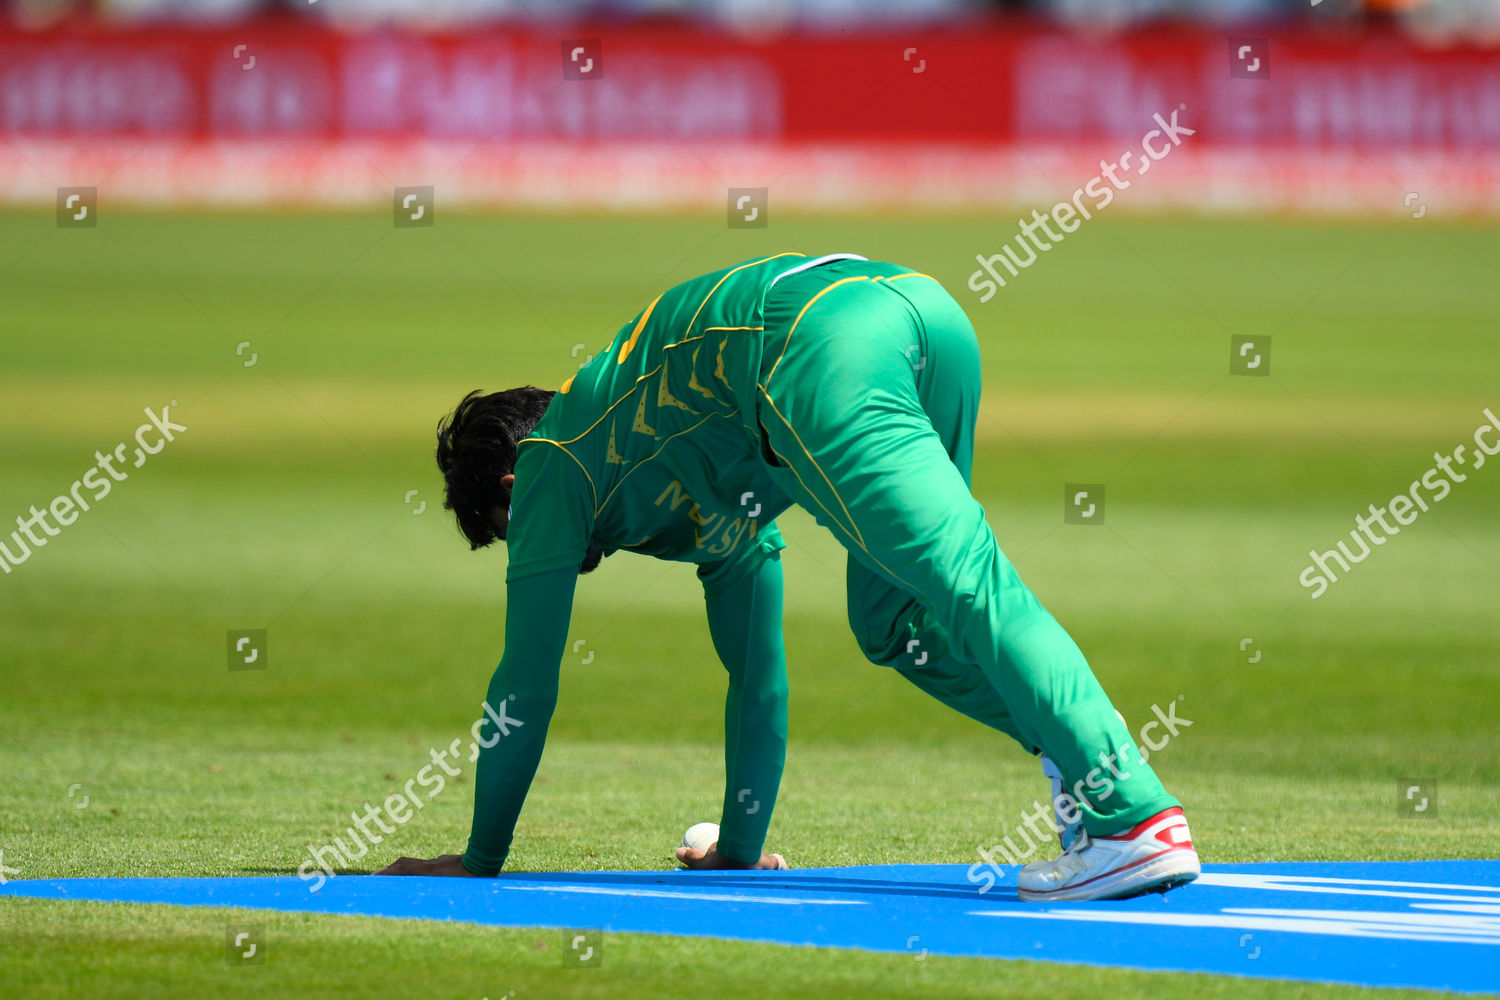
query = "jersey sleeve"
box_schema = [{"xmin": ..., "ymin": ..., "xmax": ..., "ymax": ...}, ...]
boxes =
[
  {"xmin": 461, "ymin": 564, "xmax": 577, "ymax": 875},
  {"xmin": 701, "ymin": 537, "xmax": 788, "ymax": 864},
  {"xmin": 504, "ymin": 440, "xmax": 597, "ymax": 582}
]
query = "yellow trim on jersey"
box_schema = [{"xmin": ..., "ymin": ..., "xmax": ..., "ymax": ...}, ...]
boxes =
[
  {"xmin": 713, "ymin": 340, "xmax": 731, "ymax": 390},
  {"xmin": 758, "ymin": 407, "xmax": 918, "ymax": 594},
  {"xmin": 605, "ymin": 423, "xmax": 627, "ymax": 465},
  {"xmin": 554, "ymin": 256, "xmax": 801, "ymax": 446},
  {"xmin": 701, "ymin": 325, "xmax": 764, "ymax": 332},
  {"xmin": 529, "ymin": 256, "xmax": 822, "ymax": 521},
  {"xmin": 617, "ymin": 294, "xmax": 663, "ymax": 366},
  {"xmin": 762, "ymin": 275, "xmax": 870, "ymax": 390},
  {"xmin": 759, "ymin": 391, "xmax": 868, "ymax": 551},
  {"xmin": 594, "ymin": 411, "xmax": 729, "ymax": 517},
  {"xmin": 662, "ymin": 334, "xmax": 705, "ymax": 353},
  {"xmin": 516, "ymin": 437, "xmax": 598, "ymax": 511},
  {"xmin": 657, "ymin": 343, "xmax": 697, "ymax": 413},
  {"xmin": 687, "ymin": 344, "xmax": 720, "ymax": 401},
  {"xmin": 631, "ymin": 389, "xmax": 656, "ymax": 437},
  {"xmin": 559, "ymin": 374, "xmax": 576, "ymax": 394},
  {"xmin": 544, "ymin": 330, "xmax": 705, "ymax": 449},
  {"xmin": 550, "ymin": 367, "xmax": 660, "ymax": 446},
  {"xmin": 682, "ymin": 253, "xmax": 803, "ymax": 339}
]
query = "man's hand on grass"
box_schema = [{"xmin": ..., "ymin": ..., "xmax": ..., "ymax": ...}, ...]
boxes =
[
  {"xmin": 675, "ymin": 845, "xmax": 788, "ymax": 870},
  {"xmin": 374, "ymin": 854, "xmax": 483, "ymax": 877}
]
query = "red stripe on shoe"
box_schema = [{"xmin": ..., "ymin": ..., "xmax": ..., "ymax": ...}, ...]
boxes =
[
  {"xmin": 1019, "ymin": 844, "xmax": 1197, "ymax": 897},
  {"xmin": 1100, "ymin": 806, "xmax": 1188, "ymax": 842}
]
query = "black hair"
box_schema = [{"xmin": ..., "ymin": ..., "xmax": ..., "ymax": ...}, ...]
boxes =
[{"xmin": 435, "ymin": 388, "xmax": 555, "ymax": 550}]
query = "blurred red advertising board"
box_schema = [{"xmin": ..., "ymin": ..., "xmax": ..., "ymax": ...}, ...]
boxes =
[{"xmin": 2, "ymin": 18, "xmax": 1497, "ymax": 213}]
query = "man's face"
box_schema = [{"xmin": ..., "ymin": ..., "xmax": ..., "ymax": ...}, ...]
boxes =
[{"xmin": 488, "ymin": 473, "xmax": 516, "ymax": 539}]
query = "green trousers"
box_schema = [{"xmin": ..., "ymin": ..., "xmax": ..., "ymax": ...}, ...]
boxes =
[{"xmin": 756, "ymin": 259, "xmax": 1177, "ymax": 836}]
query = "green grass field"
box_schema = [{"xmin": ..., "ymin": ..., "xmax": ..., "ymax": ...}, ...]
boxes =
[{"xmin": 1, "ymin": 210, "xmax": 1497, "ymax": 998}]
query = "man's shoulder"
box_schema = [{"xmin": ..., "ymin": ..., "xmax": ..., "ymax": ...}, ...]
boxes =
[{"xmin": 514, "ymin": 432, "xmax": 595, "ymax": 503}]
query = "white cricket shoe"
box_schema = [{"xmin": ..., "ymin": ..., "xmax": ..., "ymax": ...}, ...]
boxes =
[{"xmin": 1017, "ymin": 807, "xmax": 1199, "ymax": 902}]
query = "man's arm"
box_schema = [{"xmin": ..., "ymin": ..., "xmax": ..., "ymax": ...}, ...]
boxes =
[
  {"xmin": 461, "ymin": 565, "xmax": 578, "ymax": 874},
  {"xmin": 377, "ymin": 565, "xmax": 577, "ymax": 877},
  {"xmin": 684, "ymin": 545, "xmax": 789, "ymax": 867}
]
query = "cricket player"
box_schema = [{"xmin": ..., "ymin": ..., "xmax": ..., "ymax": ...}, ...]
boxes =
[{"xmin": 376, "ymin": 253, "xmax": 1199, "ymax": 901}]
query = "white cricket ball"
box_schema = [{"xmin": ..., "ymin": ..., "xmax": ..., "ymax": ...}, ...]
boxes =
[{"xmin": 681, "ymin": 821, "xmax": 719, "ymax": 853}]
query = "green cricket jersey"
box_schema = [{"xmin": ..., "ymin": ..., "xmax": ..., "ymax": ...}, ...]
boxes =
[
  {"xmin": 463, "ymin": 253, "xmax": 864, "ymax": 875},
  {"xmin": 506, "ymin": 252, "xmax": 874, "ymax": 586}
]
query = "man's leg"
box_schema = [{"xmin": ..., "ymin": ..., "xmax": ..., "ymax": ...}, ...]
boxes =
[
  {"xmin": 838, "ymin": 306, "xmax": 1034, "ymax": 751},
  {"xmin": 757, "ymin": 264, "xmax": 1178, "ymax": 838},
  {"xmin": 836, "ymin": 299, "xmax": 1076, "ymax": 848}
]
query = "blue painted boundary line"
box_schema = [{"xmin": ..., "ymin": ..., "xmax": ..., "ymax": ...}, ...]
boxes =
[{"xmin": 4, "ymin": 860, "xmax": 1497, "ymax": 993}]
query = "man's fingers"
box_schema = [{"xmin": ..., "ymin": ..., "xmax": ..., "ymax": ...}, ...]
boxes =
[
  {"xmin": 373, "ymin": 854, "xmax": 479, "ymax": 878},
  {"xmin": 676, "ymin": 847, "xmax": 788, "ymax": 871}
]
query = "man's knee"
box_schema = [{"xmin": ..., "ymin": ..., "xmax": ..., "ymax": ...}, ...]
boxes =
[
  {"xmin": 860, "ymin": 639, "xmax": 913, "ymax": 669},
  {"xmin": 847, "ymin": 608, "xmax": 907, "ymax": 668},
  {"xmin": 848, "ymin": 606, "xmax": 949, "ymax": 671}
]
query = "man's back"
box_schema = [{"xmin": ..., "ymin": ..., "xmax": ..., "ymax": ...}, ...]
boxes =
[{"xmin": 506, "ymin": 253, "xmax": 871, "ymax": 582}]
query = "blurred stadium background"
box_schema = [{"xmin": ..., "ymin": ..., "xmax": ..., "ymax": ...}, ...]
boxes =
[{"xmin": 4, "ymin": 0, "xmax": 1500, "ymax": 215}]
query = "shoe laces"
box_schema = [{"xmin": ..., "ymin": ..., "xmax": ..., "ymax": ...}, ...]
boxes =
[{"xmin": 1053, "ymin": 831, "xmax": 1093, "ymax": 876}]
